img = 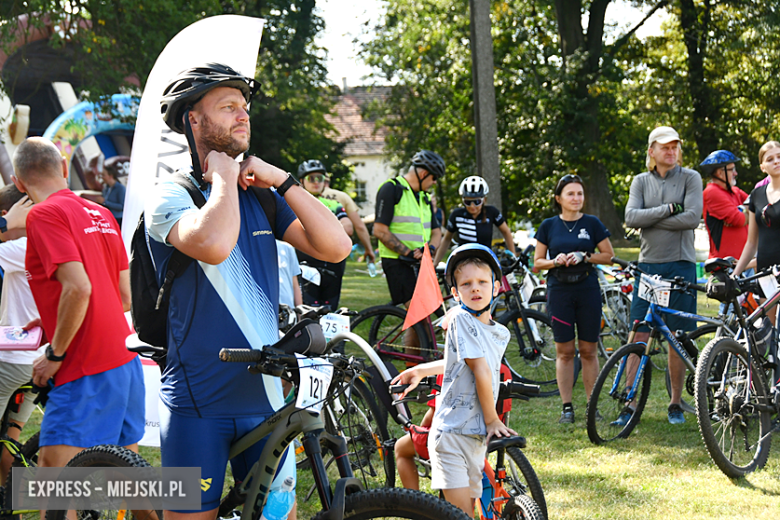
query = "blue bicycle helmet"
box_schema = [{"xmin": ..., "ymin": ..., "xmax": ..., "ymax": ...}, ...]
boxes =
[
  {"xmin": 445, "ymin": 244, "xmax": 502, "ymax": 316},
  {"xmin": 699, "ymin": 150, "xmax": 741, "ymax": 176},
  {"xmin": 444, "ymin": 244, "xmax": 502, "ymax": 289}
]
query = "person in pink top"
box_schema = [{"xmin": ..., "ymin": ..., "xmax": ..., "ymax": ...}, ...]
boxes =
[{"xmin": 700, "ymin": 150, "xmax": 749, "ymax": 259}]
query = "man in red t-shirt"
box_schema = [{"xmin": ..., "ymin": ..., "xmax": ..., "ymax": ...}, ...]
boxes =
[
  {"xmin": 700, "ymin": 150, "xmax": 749, "ymax": 259},
  {"xmin": 11, "ymin": 137, "xmax": 143, "ymax": 470}
]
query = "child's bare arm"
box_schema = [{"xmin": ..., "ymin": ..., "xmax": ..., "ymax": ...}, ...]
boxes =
[
  {"xmin": 391, "ymin": 359, "xmax": 445, "ymax": 397},
  {"xmin": 465, "ymin": 357, "xmax": 518, "ymax": 441}
]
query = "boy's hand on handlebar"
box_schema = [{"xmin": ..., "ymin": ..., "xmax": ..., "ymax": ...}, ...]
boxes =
[
  {"xmin": 390, "ymin": 369, "xmax": 424, "ymax": 397},
  {"xmin": 486, "ymin": 419, "xmax": 517, "ymax": 442}
]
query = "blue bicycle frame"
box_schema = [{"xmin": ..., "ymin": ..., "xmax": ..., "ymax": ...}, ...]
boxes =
[{"xmin": 608, "ymin": 297, "xmax": 723, "ymax": 402}]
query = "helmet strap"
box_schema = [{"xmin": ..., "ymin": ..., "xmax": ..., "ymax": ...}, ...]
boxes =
[
  {"xmin": 183, "ymin": 109, "xmax": 208, "ymax": 191},
  {"xmin": 712, "ymin": 170, "xmax": 732, "ymax": 193}
]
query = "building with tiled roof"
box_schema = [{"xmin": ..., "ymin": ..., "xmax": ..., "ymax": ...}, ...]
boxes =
[{"xmin": 325, "ymin": 85, "xmax": 395, "ymax": 216}]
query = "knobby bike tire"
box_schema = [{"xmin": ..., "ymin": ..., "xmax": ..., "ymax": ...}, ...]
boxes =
[
  {"xmin": 45, "ymin": 445, "xmax": 162, "ymax": 520},
  {"xmin": 311, "ymin": 488, "xmax": 473, "ymax": 520},
  {"xmin": 349, "ymin": 306, "xmax": 435, "ymax": 365},
  {"xmin": 587, "ymin": 343, "xmax": 653, "ymax": 445},
  {"xmin": 663, "ymin": 323, "xmax": 722, "ymax": 414},
  {"xmin": 497, "ymin": 309, "xmax": 563, "ymax": 397},
  {"xmin": 503, "ymin": 447, "xmax": 547, "ymax": 520},
  {"xmin": 2, "ymin": 432, "xmax": 40, "ymax": 520},
  {"xmin": 502, "ymin": 494, "xmax": 545, "ymax": 520},
  {"xmin": 325, "ymin": 377, "xmax": 395, "ymax": 490},
  {"xmin": 694, "ymin": 337, "xmax": 773, "ymax": 478}
]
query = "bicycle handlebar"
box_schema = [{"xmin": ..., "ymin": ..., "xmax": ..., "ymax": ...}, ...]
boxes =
[{"xmin": 611, "ymin": 257, "xmax": 706, "ymax": 294}]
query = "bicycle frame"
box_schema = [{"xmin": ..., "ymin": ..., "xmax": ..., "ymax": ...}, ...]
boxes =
[{"xmin": 609, "ymin": 300, "xmax": 724, "ymax": 403}]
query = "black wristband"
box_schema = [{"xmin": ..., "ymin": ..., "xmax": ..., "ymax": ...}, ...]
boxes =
[
  {"xmin": 45, "ymin": 345, "xmax": 66, "ymax": 362},
  {"xmin": 276, "ymin": 173, "xmax": 300, "ymax": 197}
]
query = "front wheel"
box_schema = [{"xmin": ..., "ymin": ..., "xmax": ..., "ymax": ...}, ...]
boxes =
[
  {"xmin": 502, "ymin": 495, "xmax": 545, "ymax": 520},
  {"xmin": 45, "ymin": 445, "xmax": 162, "ymax": 520},
  {"xmin": 311, "ymin": 488, "xmax": 473, "ymax": 520},
  {"xmin": 586, "ymin": 343, "xmax": 652, "ymax": 445},
  {"xmin": 502, "ymin": 447, "xmax": 547, "ymax": 520},
  {"xmin": 694, "ymin": 338, "xmax": 773, "ymax": 478},
  {"xmin": 498, "ymin": 309, "xmax": 561, "ymax": 396}
]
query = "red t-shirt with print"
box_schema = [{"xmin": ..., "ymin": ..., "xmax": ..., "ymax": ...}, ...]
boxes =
[{"xmin": 25, "ymin": 190, "xmax": 134, "ymax": 386}]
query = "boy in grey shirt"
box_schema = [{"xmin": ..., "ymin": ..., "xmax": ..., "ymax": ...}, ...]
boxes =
[{"xmin": 392, "ymin": 244, "xmax": 515, "ymax": 514}]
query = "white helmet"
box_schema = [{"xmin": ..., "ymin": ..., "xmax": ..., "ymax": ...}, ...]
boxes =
[{"xmin": 459, "ymin": 176, "xmax": 489, "ymax": 198}]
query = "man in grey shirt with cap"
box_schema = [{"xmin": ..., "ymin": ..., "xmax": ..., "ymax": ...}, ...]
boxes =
[{"xmin": 620, "ymin": 126, "xmax": 703, "ymax": 426}]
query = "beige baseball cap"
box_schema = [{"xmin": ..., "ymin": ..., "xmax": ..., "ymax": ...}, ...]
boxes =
[{"xmin": 648, "ymin": 126, "xmax": 680, "ymax": 146}]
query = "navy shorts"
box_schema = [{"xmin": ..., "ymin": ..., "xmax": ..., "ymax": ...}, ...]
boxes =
[
  {"xmin": 41, "ymin": 357, "xmax": 145, "ymax": 448},
  {"xmin": 629, "ymin": 261, "xmax": 697, "ymax": 333},
  {"xmin": 159, "ymin": 405, "xmax": 295, "ymax": 512},
  {"xmin": 547, "ymin": 284, "xmax": 602, "ymax": 343}
]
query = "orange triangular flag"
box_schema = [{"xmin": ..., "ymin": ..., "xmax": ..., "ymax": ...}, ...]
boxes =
[{"xmin": 403, "ymin": 244, "xmax": 444, "ymax": 330}]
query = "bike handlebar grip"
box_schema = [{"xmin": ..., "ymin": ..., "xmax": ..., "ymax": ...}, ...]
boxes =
[
  {"xmin": 219, "ymin": 348, "xmax": 264, "ymax": 363},
  {"xmin": 692, "ymin": 284, "xmax": 708, "ymax": 293},
  {"xmin": 389, "ymin": 383, "xmax": 410, "ymax": 394},
  {"xmin": 612, "ymin": 257, "xmax": 630, "ymax": 269}
]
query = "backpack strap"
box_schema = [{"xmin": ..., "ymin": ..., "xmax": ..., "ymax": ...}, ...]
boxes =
[
  {"xmin": 249, "ymin": 186, "xmax": 277, "ymax": 237},
  {"xmin": 155, "ymin": 173, "xmax": 207, "ymax": 309}
]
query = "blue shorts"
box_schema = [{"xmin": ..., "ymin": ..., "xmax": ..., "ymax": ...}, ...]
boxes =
[
  {"xmin": 41, "ymin": 357, "xmax": 145, "ymax": 448},
  {"xmin": 629, "ymin": 261, "xmax": 697, "ymax": 333},
  {"xmin": 159, "ymin": 405, "xmax": 295, "ymax": 512},
  {"xmin": 547, "ymin": 284, "xmax": 602, "ymax": 343}
]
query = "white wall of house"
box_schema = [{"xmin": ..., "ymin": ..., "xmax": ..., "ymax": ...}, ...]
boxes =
[{"xmin": 346, "ymin": 153, "xmax": 399, "ymax": 217}]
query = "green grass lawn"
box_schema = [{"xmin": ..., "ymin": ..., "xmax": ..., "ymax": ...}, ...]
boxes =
[{"xmin": 19, "ymin": 255, "xmax": 780, "ymax": 519}]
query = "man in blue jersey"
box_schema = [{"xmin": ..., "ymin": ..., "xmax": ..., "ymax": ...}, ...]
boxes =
[{"xmin": 147, "ymin": 63, "xmax": 352, "ymax": 520}]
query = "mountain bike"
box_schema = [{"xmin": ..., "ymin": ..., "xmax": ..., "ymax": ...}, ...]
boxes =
[
  {"xmin": 130, "ymin": 320, "xmax": 470, "ymax": 520},
  {"xmin": 693, "ymin": 260, "xmax": 780, "ymax": 477},
  {"xmin": 387, "ymin": 377, "xmax": 546, "ymax": 520},
  {"xmin": 585, "ymin": 257, "xmax": 728, "ymax": 445},
  {"xmin": 595, "ymin": 264, "xmax": 633, "ymax": 358},
  {"xmin": 1, "ymin": 381, "xmax": 46, "ymax": 520}
]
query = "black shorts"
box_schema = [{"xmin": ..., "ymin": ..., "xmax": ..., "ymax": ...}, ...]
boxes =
[
  {"xmin": 381, "ymin": 257, "xmax": 418, "ymax": 305},
  {"xmin": 547, "ymin": 284, "xmax": 602, "ymax": 343},
  {"xmin": 298, "ymin": 252, "xmax": 346, "ymax": 309}
]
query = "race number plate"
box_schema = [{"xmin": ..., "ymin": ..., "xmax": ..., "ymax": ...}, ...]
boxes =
[
  {"xmin": 320, "ymin": 313, "xmax": 350, "ymax": 341},
  {"xmin": 295, "ymin": 355, "xmax": 334, "ymax": 414},
  {"xmin": 637, "ymin": 274, "xmax": 671, "ymax": 307}
]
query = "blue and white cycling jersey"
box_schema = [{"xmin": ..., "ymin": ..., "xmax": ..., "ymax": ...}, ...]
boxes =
[{"xmin": 145, "ymin": 171, "xmax": 297, "ymax": 418}]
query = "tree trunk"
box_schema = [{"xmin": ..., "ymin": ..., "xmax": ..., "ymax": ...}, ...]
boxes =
[{"xmin": 679, "ymin": 0, "xmax": 719, "ymax": 158}]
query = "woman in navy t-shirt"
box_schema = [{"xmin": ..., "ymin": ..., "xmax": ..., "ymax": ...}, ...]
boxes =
[{"xmin": 534, "ymin": 174, "xmax": 615, "ymax": 425}]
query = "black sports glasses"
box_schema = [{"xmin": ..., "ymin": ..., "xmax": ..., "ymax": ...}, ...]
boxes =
[{"xmin": 463, "ymin": 199, "xmax": 484, "ymax": 206}]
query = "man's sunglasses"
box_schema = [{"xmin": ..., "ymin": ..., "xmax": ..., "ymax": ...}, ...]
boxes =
[
  {"xmin": 463, "ymin": 199, "xmax": 483, "ymax": 206},
  {"xmin": 306, "ymin": 174, "xmax": 326, "ymax": 183}
]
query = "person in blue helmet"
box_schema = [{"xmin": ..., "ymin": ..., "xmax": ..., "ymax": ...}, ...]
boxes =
[
  {"xmin": 390, "ymin": 243, "xmax": 516, "ymax": 514},
  {"xmin": 701, "ymin": 150, "xmax": 749, "ymax": 261}
]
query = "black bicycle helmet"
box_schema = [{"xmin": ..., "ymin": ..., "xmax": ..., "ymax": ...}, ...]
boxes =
[
  {"xmin": 160, "ymin": 63, "xmax": 259, "ymax": 134},
  {"xmin": 297, "ymin": 160, "xmax": 327, "ymax": 180},
  {"xmin": 411, "ymin": 150, "xmax": 446, "ymax": 180}
]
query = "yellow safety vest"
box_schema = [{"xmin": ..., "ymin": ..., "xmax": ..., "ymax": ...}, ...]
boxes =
[{"xmin": 378, "ymin": 177, "xmax": 433, "ymax": 259}]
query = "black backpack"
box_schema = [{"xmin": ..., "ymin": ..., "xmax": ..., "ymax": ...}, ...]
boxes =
[{"xmin": 130, "ymin": 173, "xmax": 277, "ymax": 347}]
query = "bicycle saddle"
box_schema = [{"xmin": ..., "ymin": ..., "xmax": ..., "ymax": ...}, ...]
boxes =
[
  {"xmin": 704, "ymin": 257, "xmax": 735, "ymax": 273},
  {"xmin": 487, "ymin": 435, "xmax": 527, "ymax": 452}
]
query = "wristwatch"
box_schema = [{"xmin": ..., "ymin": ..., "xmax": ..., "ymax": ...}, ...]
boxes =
[
  {"xmin": 45, "ymin": 345, "xmax": 66, "ymax": 362},
  {"xmin": 276, "ymin": 173, "xmax": 300, "ymax": 197},
  {"xmin": 0, "ymin": 216, "xmax": 7, "ymax": 233}
]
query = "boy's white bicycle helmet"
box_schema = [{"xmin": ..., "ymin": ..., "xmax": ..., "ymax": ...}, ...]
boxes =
[{"xmin": 459, "ymin": 176, "xmax": 489, "ymax": 198}]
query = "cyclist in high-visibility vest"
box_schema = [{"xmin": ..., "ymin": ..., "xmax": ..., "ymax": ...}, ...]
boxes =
[{"xmin": 373, "ymin": 150, "xmax": 444, "ymax": 307}]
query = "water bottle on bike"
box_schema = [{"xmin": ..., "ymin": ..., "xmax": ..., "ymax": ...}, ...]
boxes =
[{"xmin": 260, "ymin": 476, "xmax": 296, "ymax": 520}]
